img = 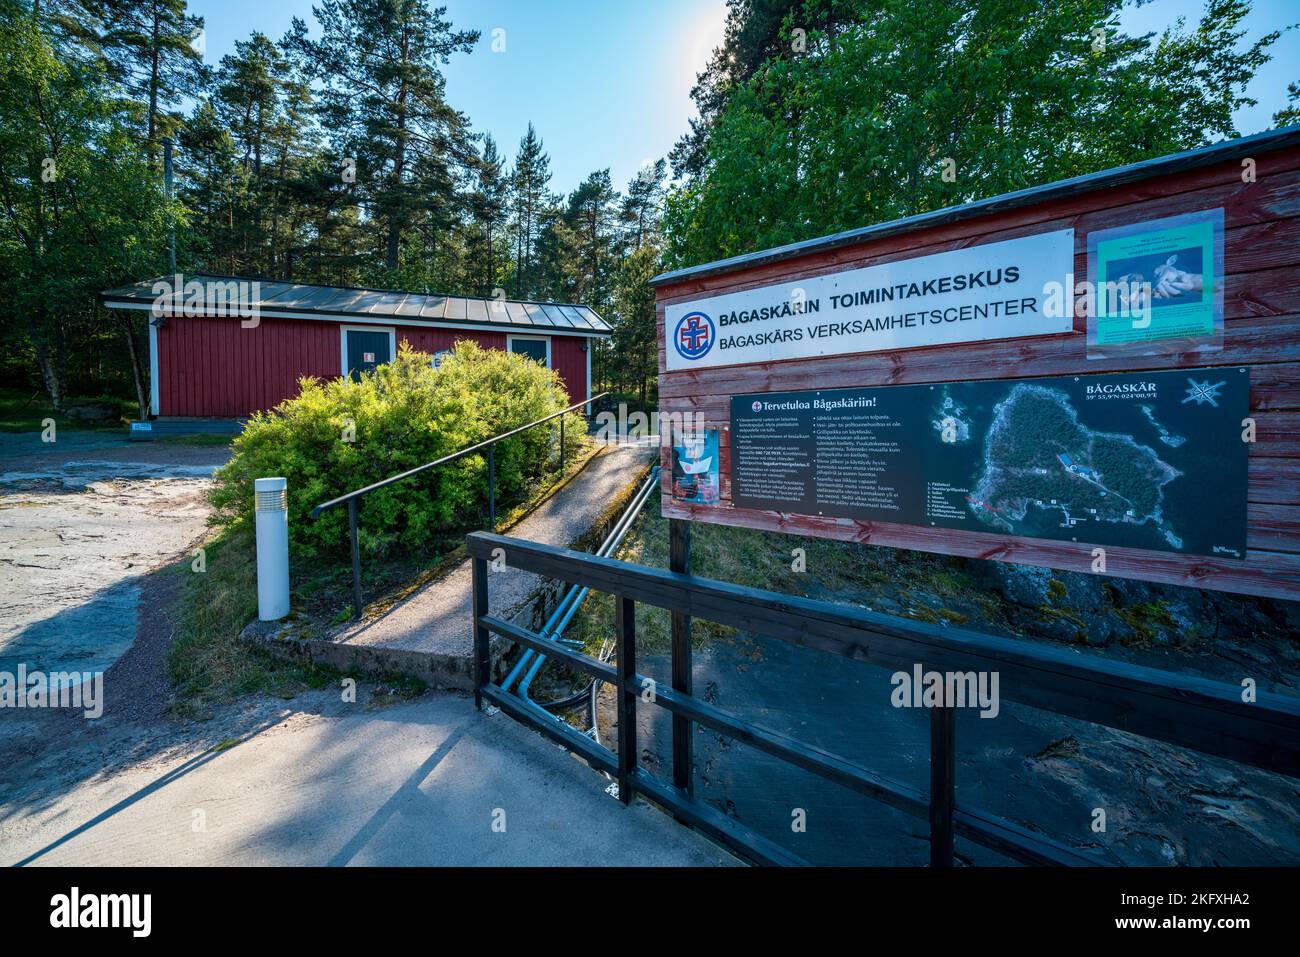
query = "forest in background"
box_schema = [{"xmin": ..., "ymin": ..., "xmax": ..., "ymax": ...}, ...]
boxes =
[{"xmin": 0, "ymin": 0, "xmax": 1295, "ymax": 419}]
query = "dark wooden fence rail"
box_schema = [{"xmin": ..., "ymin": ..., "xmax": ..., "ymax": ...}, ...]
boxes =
[{"xmin": 467, "ymin": 531, "xmax": 1300, "ymax": 867}]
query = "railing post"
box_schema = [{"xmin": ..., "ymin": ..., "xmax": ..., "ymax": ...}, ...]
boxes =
[
  {"xmin": 487, "ymin": 444, "xmax": 495, "ymax": 531},
  {"xmin": 929, "ymin": 703, "xmax": 956, "ymax": 867},
  {"xmin": 669, "ymin": 518, "xmax": 693, "ymax": 796},
  {"xmin": 560, "ymin": 415, "xmax": 565, "ymax": 474},
  {"xmin": 348, "ymin": 497, "xmax": 363, "ymax": 621},
  {"xmin": 472, "ymin": 550, "xmax": 490, "ymax": 710},
  {"xmin": 615, "ymin": 595, "xmax": 636, "ymax": 805}
]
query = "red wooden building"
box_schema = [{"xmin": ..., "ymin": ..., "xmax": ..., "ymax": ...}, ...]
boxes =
[{"xmin": 100, "ymin": 275, "xmax": 611, "ymax": 418}]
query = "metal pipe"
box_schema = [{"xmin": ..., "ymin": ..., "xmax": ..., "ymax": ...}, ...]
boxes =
[
  {"xmin": 487, "ymin": 444, "xmax": 495, "ymax": 531},
  {"xmin": 500, "ymin": 465, "xmax": 658, "ymax": 694},
  {"xmin": 515, "ymin": 467, "xmax": 659, "ymax": 703},
  {"xmin": 348, "ymin": 497, "xmax": 362, "ymax": 620}
]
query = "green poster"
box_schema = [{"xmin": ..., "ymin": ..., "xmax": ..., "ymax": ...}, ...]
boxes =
[{"xmin": 1087, "ymin": 208, "xmax": 1223, "ymax": 358}]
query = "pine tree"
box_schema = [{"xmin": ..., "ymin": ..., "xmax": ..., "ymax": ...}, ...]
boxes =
[
  {"xmin": 467, "ymin": 134, "xmax": 509, "ymax": 296},
  {"xmin": 510, "ymin": 123, "xmax": 551, "ymax": 298},
  {"xmin": 211, "ymin": 32, "xmax": 317, "ymax": 275},
  {"xmin": 96, "ymin": 0, "xmax": 210, "ymax": 166},
  {"xmin": 610, "ymin": 244, "xmax": 660, "ymax": 407},
  {"xmin": 284, "ymin": 0, "xmax": 478, "ymax": 275},
  {"xmin": 620, "ymin": 159, "xmax": 665, "ymax": 252},
  {"xmin": 565, "ymin": 168, "xmax": 618, "ymax": 310}
]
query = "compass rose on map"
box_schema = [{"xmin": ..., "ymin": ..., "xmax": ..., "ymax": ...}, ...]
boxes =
[{"xmin": 1182, "ymin": 378, "xmax": 1226, "ymax": 407}]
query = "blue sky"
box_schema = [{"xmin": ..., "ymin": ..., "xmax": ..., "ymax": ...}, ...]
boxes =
[{"xmin": 188, "ymin": 0, "xmax": 1298, "ymax": 197}]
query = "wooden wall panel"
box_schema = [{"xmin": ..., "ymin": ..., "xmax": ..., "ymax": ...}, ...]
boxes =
[
  {"xmin": 655, "ymin": 144, "xmax": 1300, "ymax": 600},
  {"xmin": 394, "ymin": 325, "xmax": 506, "ymax": 355},
  {"xmin": 156, "ymin": 319, "xmax": 591, "ymax": 418},
  {"xmin": 549, "ymin": 335, "xmax": 590, "ymax": 404}
]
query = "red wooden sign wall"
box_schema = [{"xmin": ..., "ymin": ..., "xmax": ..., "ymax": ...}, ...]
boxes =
[{"xmin": 652, "ymin": 130, "xmax": 1300, "ymax": 601}]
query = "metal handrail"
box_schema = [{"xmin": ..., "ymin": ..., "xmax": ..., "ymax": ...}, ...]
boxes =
[
  {"xmin": 312, "ymin": 391, "xmax": 607, "ymax": 619},
  {"xmin": 311, "ymin": 392, "xmax": 607, "ymax": 518}
]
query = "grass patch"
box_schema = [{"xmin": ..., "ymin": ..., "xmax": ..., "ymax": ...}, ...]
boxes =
[
  {"xmin": 156, "ymin": 433, "xmax": 235, "ymax": 448},
  {"xmin": 0, "ymin": 388, "xmax": 132, "ymax": 433},
  {"xmin": 167, "ymin": 439, "xmax": 605, "ymax": 715},
  {"xmin": 167, "ymin": 524, "xmax": 339, "ymax": 718}
]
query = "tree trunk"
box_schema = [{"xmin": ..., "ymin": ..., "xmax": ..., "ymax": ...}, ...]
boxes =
[
  {"xmin": 387, "ymin": 217, "xmax": 400, "ymax": 271},
  {"xmin": 147, "ymin": 9, "xmax": 161, "ymax": 167},
  {"xmin": 33, "ymin": 340, "xmax": 65, "ymax": 412},
  {"xmin": 387, "ymin": 36, "xmax": 410, "ymax": 272},
  {"xmin": 119, "ymin": 313, "xmax": 150, "ymax": 419}
]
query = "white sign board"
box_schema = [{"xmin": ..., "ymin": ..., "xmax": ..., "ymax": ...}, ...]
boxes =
[{"xmin": 664, "ymin": 229, "xmax": 1075, "ymax": 371}]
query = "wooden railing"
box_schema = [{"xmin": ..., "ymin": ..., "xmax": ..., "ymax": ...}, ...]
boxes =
[{"xmin": 467, "ymin": 531, "xmax": 1300, "ymax": 866}]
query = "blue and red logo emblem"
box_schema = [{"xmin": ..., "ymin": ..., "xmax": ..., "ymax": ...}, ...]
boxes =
[{"xmin": 673, "ymin": 311, "xmax": 714, "ymax": 361}]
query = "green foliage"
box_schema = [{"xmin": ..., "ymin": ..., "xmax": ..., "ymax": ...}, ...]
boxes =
[
  {"xmin": 610, "ymin": 245, "xmax": 661, "ymax": 405},
  {"xmin": 664, "ymin": 0, "xmax": 1281, "ymax": 266},
  {"xmin": 208, "ymin": 340, "xmax": 586, "ymax": 557},
  {"xmin": 5, "ymin": 0, "xmax": 668, "ymax": 412},
  {"xmin": 1275, "ymin": 81, "xmax": 1300, "ymax": 128},
  {"xmin": 284, "ymin": 0, "xmax": 479, "ymax": 273},
  {"xmin": 0, "ymin": 7, "xmax": 177, "ymax": 411}
]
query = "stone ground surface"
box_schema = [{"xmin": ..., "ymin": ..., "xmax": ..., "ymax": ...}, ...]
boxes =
[
  {"xmin": 0, "ymin": 434, "xmax": 231, "ymax": 682},
  {"xmin": 0, "ymin": 688, "xmax": 735, "ymax": 867},
  {"xmin": 327, "ymin": 440, "xmax": 656, "ymax": 657}
]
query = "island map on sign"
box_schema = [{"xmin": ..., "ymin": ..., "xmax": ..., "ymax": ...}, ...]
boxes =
[
  {"xmin": 968, "ymin": 384, "xmax": 1183, "ymax": 548},
  {"xmin": 728, "ymin": 367, "xmax": 1249, "ymax": 557}
]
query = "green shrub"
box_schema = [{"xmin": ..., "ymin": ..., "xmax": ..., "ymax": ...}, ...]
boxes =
[{"xmin": 209, "ymin": 340, "xmax": 587, "ymax": 557}]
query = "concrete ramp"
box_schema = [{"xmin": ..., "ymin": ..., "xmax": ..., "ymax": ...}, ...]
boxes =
[
  {"xmin": 2, "ymin": 690, "xmax": 736, "ymax": 867},
  {"xmin": 249, "ymin": 442, "xmax": 655, "ymax": 688}
]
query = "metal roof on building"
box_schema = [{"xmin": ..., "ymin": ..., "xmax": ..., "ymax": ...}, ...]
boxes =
[
  {"xmin": 100, "ymin": 274, "xmax": 612, "ymax": 336},
  {"xmin": 650, "ymin": 124, "xmax": 1300, "ymax": 288}
]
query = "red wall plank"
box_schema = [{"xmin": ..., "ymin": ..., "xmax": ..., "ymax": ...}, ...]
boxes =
[
  {"xmin": 155, "ymin": 318, "xmax": 594, "ymax": 417},
  {"xmin": 550, "ymin": 335, "xmax": 589, "ymax": 404}
]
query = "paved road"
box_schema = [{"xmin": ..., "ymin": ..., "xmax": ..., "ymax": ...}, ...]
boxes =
[{"xmin": 1, "ymin": 690, "xmax": 736, "ymax": 867}]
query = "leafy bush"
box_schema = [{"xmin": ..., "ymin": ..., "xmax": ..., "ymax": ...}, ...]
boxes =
[{"xmin": 209, "ymin": 340, "xmax": 587, "ymax": 556}]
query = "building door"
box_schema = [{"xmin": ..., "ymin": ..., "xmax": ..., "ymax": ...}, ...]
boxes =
[
  {"xmin": 508, "ymin": 335, "xmax": 550, "ymax": 367},
  {"xmin": 344, "ymin": 328, "xmax": 393, "ymax": 381}
]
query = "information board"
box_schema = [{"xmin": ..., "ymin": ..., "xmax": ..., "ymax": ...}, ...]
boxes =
[
  {"xmin": 729, "ymin": 368, "xmax": 1249, "ymax": 557},
  {"xmin": 665, "ymin": 229, "xmax": 1075, "ymax": 371}
]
